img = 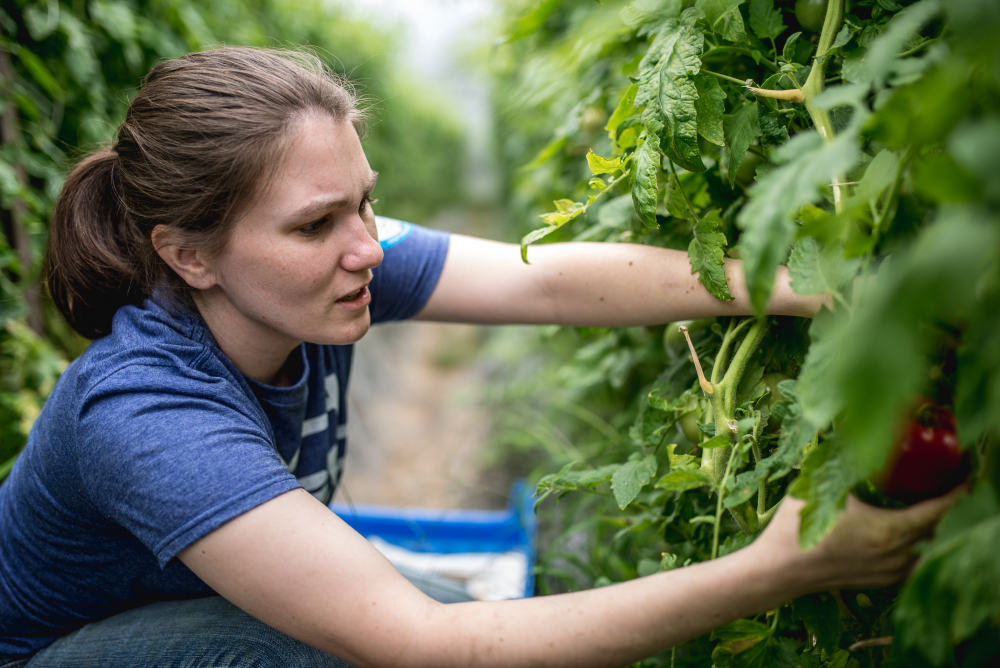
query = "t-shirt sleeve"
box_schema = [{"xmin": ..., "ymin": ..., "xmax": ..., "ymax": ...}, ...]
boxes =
[
  {"xmin": 77, "ymin": 365, "xmax": 300, "ymax": 568},
  {"xmin": 368, "ymin": 217, "xmax": 450, "ymax": 324}
]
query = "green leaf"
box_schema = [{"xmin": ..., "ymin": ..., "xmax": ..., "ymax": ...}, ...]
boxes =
[
  {"xmin": 866, "ymin": 0, "xmax": 942, "ymax": 88},
  {"xmin": 787, "ymin": 237, "xmax": 860, "ymax": 297},
  {"xmin": 714, "ymin": 637, "xmax": 798, "ymax": 668},
  {"xmin": 736, "ymin": 129, "xmax": 860, "ymax": 313},
  {"xmin": 632, "ymin": 134, "xmax": 661, "ymax": 228},
  {"xmin": 586, "ymin": 149, "xmax": 626, "ymax": 176},
  {"xmin": 781, "ymin": 32, "xmax": 802, "ymax": 63},
  {"xmin": 611, "ymin": 454, "xmax": 659, "ymax": 509},
  {"xmin": 701, "ymin": 433, "xmax": 731, "ymax": 449},
  {"xmin": 757, "ymin": 104, "xmax": 789, "ymax": 148},
  {"xmin": 657, "ymin": 444, "xmax": 712, "ymax": 492},
  {"xmin": 693, "ymin": 74, "xmax": 726, "ymax": 146},
  {"xmin": 664, "ymin": 173, "xmax": 691, "ymax": 218},
  {"xmin": 895, "ymin": 485, "xmax": 1000, "ymax": 664},
  {"xmin": 696, "ymin": 0, "xmax": 749, "ymax": 44},
  {"xmin": 499, "ymin": 0, "xmax": 563, "ymax": 43},
  {"xmin": 788, "ymin": 436, "xmax": 865, "ymax": 550},
  {"xmin": 792, "ymin": 593, "xmax": 842, "ymax": 654},
  {"xmin": 634, "ymin": 9, "xmax": 706, "ymax": 173},
  {"xmin": 749, "ymin": 0, "xmax": 785, "ymax": 41},
  {"xmin": 724, "ymin": 101, "xmax": 762, "ymax": 188},
  {"xmin": 832, "ymin": 209, "xmax": 999, "ymax": 475},
  {"xmin": 11, "ymin": 47, "xmax": 62, "ymax": 100},
  {"xmin": 621, "ymin": 0, "xmax": 684, "ymax": 36},
  {"xmin": 955, "ymin": 288, "xmax": 1000, "ymax": 447},
  {"xmin": 606, "ymin": 84, "xmax": 640, "ymax": 141},
  {"xmin": 688, "ymin": 211, "xmax": 734, "ymax": 301}
]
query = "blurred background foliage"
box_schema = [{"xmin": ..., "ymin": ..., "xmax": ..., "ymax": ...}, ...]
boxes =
[{"xmin": 0, "ymin": 0, "xmax": 465, "ymax": 472}]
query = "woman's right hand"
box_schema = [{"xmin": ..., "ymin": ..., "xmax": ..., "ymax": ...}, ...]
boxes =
[{"xmin": 752, "ymin": 486, "xmax": 965, "ymax": 594}]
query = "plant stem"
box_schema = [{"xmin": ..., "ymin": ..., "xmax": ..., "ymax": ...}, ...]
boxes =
[
  {"xmin": 801, "ymin": 0, "xmax": 846, "ymax": 212},
  {"xmin": 702, "ymin": 69, "xmax": 748, "ymax": 86},
  {"xmin": 680, "ymin": 326, "xmax": 714, "ymax": 395},
  {"xmin": 711, "ymin": 317, "xmax": 754, "ymax": 385},
  {"xmin": 746, "ymin": 86, "xmax": 804, "ymax": 103},
  {"xmin": 711, "ymin": 441, "xmax": 742, "ymax": 559}
]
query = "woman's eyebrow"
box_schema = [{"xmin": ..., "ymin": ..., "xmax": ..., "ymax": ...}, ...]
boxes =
[{"xmin": 289, "ymin": 171, "xmax": 380, "ymax": 220}]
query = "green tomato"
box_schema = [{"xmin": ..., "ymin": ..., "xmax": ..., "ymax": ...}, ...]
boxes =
[
  {"xmin": 678, "ymin": 410, "xmax": 702, "ymax": 444},
  {"xmin": 795, "ymin": 0, "xmax": 828, "ymax": 34},
  {"xmin": 662, "ymin": 318, "xmax": 715, "ymax": 358},
  {"xmin": 735, "ymin": 151, "xmax": 765, "ymax": 188}
]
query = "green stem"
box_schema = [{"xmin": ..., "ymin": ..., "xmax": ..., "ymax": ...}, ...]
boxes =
[
  {"xmin": 711, "ymin": 441, "xmax": 742, "ymax": 559},
  {"xmin": 702, "ymin": 46, "xmax": 780, "ymax": 73},
  {"xmin": 711, "ymin": 317, "xmax": 753, "ymax": 385},
  {"xmin": 719, "ymin": 317, "xmax": 769, "ymax": 411},
  {"xmin": 750, "ymin": 436, "xmax": 766, "ymax": 517},
  {"xmin": 801, "ymin": 0, "xmax": 845, "ymax": 212},
  {"xmin": 898, "ymin": 38, "xmax": 938, "ymax": 59},
  {"xmin": 701, "ymin": 69, "xmax": 748, "ymax": 86}
]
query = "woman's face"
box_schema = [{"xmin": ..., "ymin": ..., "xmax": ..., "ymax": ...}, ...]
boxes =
[{"xmin": 199, "ymin": 113, "xmax": 383, "ymax": 354}]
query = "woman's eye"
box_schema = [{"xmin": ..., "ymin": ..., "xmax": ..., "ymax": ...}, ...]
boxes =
[
  {"xmin": 299, "ymin": 217, "xmax": 329, "ymax": 237},
  {"xmin": 359, "ymin": 196, "xmax": 378, "ymax": 215}
]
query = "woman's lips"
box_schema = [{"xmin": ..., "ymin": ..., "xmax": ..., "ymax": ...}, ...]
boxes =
[{"xmin": 336, "ymin": 285, "xmax": 371, "ymax": 310}]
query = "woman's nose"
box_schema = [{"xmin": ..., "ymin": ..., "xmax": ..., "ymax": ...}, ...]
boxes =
[{"xmin": 340, "ymin": 214, "xmax": 383, "ymax": 272}]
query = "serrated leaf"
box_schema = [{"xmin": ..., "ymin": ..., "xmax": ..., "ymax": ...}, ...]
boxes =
[
  {"xmin": 736, "ymin": 129, "xmax": 861, "ymax": 313},
  {"xmin": 696, "ymin": 0, "xmax": 749, "ymax": 44},
  {"xmin": 781, "ymin": 32, "xmax": 802, "ymax": 63},
  {"xmin": 611, "ymin": 454, "xmax": 659, "ymax": 509},
  {"xmin": 831, "ymin": 210, "xmax": 998, "ymax": 477},
  {"xmin": 688, "ymin": 211, "xmax": 734, "ymax": 301},
  {"xmin": 787, "ymin": 237, "xmax": 860, "ymax": 297},
  {"xmin": 694, "ymin": 74, "xmax": 726, "ymax": 146},
  {"xmin": 788, "ymin": 436, "xmax": 865, "ymax": 550},
  {"xmin": 895, "ymin": 485, "xmax": 1000, "ymax": 664},
  {"xmin": 749, "ymin": 0, "xmax": 785, "ymax": 40},
  {"xmin": 632, "ymin": 134, "xmax": 661, "ymax": 228},
  {"xmin": 711, "ymin": 618, "xmax": 770, "ymax": 644},
  {"xmin": 724, "ymin": 101, "xmax": 762, "ymax": 188},
  {"xmin": 587, "ymin": 149, "xmax": 626, "ymax": 176},
  {"xmin": 867, "ymin": 0, "xmax": 943, "ymax": 88},
  {"xmin": 635, "ymin": 9, "xmax": 707, "ymax": 173},
  {"xmin": 757, "ymin": 104, "xmax": 789, "ymax": 148}
]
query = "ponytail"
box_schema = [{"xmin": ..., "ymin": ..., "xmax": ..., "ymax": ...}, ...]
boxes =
[{"xmin": 46, "ymin": 148, "xmax": 148, "ymax": 340}]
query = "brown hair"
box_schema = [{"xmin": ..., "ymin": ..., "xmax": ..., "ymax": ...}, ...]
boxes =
[{"xmin": 46, "ymin": 47, "xmax": 365, "ymax": 339}]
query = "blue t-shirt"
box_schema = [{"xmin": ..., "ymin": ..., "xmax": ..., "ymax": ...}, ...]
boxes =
[{"xmin": 0, "ymin": 218, "xmax": 449, "ymax": 656}]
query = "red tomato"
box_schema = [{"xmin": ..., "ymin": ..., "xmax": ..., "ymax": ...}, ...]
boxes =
[{"xmin": 876, "ymin": 399, "xmax": 966, "ymax": 502}]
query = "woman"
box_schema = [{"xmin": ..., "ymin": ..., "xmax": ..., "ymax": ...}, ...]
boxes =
[{"xmin": 0, "ymin": 47, "xmax": 958, "ymax": 667}]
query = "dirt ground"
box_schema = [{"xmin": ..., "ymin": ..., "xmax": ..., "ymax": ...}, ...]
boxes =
[{"xmin": 332, "ymin": 320, "xmax": 509, "ymax": 510}]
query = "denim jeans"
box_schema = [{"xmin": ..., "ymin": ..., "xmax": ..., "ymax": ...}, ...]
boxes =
[{"xmin": 0, "ymin": 596, "xmax": 356, "ymax": 668}]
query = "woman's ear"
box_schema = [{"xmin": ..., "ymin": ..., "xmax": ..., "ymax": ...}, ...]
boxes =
[{"xmin": 152, "ymin": 225, "xmax": 218, "ymax": 290}]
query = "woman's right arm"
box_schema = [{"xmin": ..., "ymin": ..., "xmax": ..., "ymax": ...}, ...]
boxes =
[{"xmin": 178, "ymin": 487, "xmax": 960, "ymax": 668}]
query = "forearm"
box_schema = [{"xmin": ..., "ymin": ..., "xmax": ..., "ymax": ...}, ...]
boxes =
[
  {"xmin": 530, "ymin": 243, "xmax": 823, "ymax": 326},
  {"xmin": 416, "ymin": 236, "xmax": 825, "ymax": 326},
  {"xmin": 372, "ymin": 543, "xmax": 805, "ymax": 668}
]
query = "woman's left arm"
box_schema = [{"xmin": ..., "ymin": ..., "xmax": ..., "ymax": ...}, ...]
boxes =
[{"xmin": 414, "ymin": 234, "xmax": 826, "ymax": 326}]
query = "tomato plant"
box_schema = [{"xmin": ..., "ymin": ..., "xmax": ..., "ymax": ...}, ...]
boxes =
[{"xmin": 490, "ymin": 0, "xmax": 1000, "ymax": 665}]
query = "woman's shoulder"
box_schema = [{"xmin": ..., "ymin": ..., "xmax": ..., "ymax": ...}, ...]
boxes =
[{"xmin": 68, "ymin": 298, "xmax": 243, "ymax": 403}]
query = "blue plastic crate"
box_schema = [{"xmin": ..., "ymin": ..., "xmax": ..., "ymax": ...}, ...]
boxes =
[{"xmin": 330, "ymin": 480, "xmax": 536, "ymax": 599}]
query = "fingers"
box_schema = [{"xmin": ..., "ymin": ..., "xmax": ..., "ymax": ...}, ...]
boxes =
[{"xmin": 894, "ymin": 483, "xmax": 968, "ymax": 536}]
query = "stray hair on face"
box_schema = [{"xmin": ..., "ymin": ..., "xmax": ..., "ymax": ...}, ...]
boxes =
[{"xmin": 46, "ymin": 47, "xmax": 367, "ymax": 340}]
